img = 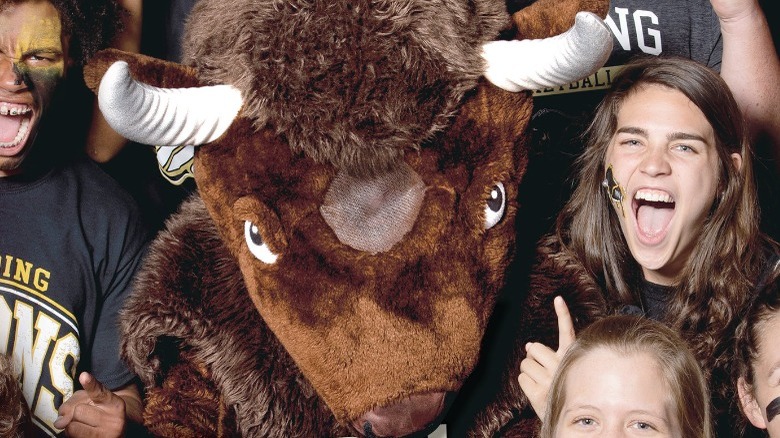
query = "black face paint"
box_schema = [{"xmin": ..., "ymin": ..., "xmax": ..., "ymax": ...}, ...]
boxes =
[
  {"xmin": 767, "ymin": 396, "xmax": 780, "ymax": 423},
  {"xmin": 603, "ymin": 165, "xmax": 626, "ymax": 217},
  {"xmin": 12, "ymin": 63, "xmax": 23, "ymax": 85}
]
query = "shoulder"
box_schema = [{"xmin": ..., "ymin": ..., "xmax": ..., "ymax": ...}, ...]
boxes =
[
  {"xmin": 67, "ymin": 159, "xmax": 139, "ymax": 209},
  {"xmin": 54, "ymin": 158, "xmax": 149, "ymax": 247},
  {"xmin": 57, "ymin": 159, "xmax": 145, "ymax": 229}
]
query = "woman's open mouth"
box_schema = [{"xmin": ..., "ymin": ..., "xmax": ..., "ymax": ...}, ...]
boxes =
[{"xmin": 633, "ymin": 188, "xmax": 675, "ymax": 244}]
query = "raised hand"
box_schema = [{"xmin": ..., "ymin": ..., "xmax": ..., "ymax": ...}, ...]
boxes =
[
  {"xmin": 54, "ymin": 372, "xmax": 127, "ymax": 438},
  {"xmin": 517, "ymin": 296, "xmax": 576, "ymax": 418},
  {"xmin": 708, "ymin": 0, "xmax": 759, "ymax": 22}
]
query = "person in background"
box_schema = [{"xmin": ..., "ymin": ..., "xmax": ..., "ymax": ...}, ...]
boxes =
[
  {"xmin": 734, "ymin": 260, "xmax": 780, "ymax": 437},
  {"xmin": 0, "ymin": 0, "xmax": 148, "ymax": 435},
  {"xmin": 86, "ymin": 0, "xmax": 198, "ymax": 233},
  {"xmin": 540, "ymin": 315, "xmax": 711, "ymax": 438}
]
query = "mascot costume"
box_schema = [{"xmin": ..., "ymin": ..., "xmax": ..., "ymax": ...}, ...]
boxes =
[{"xmin": 84, "ymin": 0, "xmax": 611, "ymax": 436}]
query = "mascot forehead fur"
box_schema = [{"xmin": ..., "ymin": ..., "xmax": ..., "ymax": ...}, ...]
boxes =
[
  {"xmin": 88, "ymin": 0, "xmax": 611, "ymax": 435},
  {"xmin": 182, "ymin": 0, "xmax": 509, "ymax": 175}
]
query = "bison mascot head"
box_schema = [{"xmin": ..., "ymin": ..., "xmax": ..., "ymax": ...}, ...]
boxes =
[{"xmin": 84, "ymin": 0, "xmax": 610, "ymax": 436}]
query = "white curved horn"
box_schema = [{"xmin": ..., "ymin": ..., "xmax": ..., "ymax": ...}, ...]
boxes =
[
  {"xmin": 97, "ymin": 61, "xmax": 243, "ymax": 146},
  {"xmin": 482, "ymin": 11, "xmax": 613, "ymax": 92}
]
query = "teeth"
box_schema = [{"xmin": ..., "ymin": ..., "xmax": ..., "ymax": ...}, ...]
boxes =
[
  {"xmin": 635, "ymin": 189, "xmax": 674, "ymax": 203},
  {"xmin": 0, "ymin": 104, "xmax": 31, "ymax": 116},
  {"xmin": 0, "ymin": 117, "xmax": 30, "ymax": 148}
]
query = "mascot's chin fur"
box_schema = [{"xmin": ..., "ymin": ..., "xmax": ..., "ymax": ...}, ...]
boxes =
[{"xmin": 85, "ymin": 0, "xmax": 611, "ymax": 436}]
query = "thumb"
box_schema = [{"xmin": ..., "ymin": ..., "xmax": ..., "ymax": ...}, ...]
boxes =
[{"xmin": 79, "ymin": 372, "xmax": 111, "ymax": 404}]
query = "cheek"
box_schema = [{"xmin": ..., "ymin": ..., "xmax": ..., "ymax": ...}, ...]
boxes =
[
  {"xmin": 604, "ymin": 149, "xmax": 635, "ymax": 188},
  {"xmin": 753, "ymin": 383, "xmax": 780, "ymax": 421},
  {"xmin": 684, "ymin": 173, "xmax": 718, "ymax": 222},
  {"xmin": 22, "ymin": 66, "xmax": 63, "ymax": 106}
]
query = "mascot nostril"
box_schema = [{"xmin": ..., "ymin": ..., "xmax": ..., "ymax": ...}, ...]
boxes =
[
  {"xmin": 321, "ymin": 162, "xmax": 426, "ymax": 254},
  {"xmin": 354, "ymin": 391, "xmax": 448, "ymax": 438}
]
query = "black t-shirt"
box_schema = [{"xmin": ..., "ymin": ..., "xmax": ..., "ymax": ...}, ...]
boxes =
[
  {"xmin": 639, "ymin": 278, "xmax": 672, "ymax": 321},
  {"xmin": 0, "ymin": 158, "xmax": 148, "ymax": 437}
]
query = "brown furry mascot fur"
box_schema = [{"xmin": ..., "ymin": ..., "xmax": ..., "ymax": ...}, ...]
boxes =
[
  {"xmin": 0, "ymin": 355, "xmax": 31, "ymax": 438},
  {"xmin": 84, "ymin": 0, "xmax": 610, "ymax": 436}
]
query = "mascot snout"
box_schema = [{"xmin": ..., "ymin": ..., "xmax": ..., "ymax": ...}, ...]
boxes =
[{"xmin": 354, "ymin": 392, "xmax": 448, "ymax": 437}]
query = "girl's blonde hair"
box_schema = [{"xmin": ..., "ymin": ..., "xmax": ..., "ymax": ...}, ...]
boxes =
[{"xmin": 541, "ymin": 315, "xmax": 711, "ymax": 438}]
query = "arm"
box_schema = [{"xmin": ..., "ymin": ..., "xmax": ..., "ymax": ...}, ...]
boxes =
[
  {"xmin": 86, "ymin": 0, "xmax": 142, "ymax": 163},
  {"xmin": 114, "ymin": 383, "xmax": 143, "ymax": 427},
  {"xmin": 712, "ymin": 0, "xmax": 780, "ymax": 155}
]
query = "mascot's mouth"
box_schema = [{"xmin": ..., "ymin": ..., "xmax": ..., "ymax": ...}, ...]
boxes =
[
  {"xmin": 633, "ymin": 188, "xmax": 675, "ymax": 241},
  {"xmin": 0, "ymin": 103, "xmax": 32, "ymax": 152},
  {"xmin": 352, "ymin": 391, "xmax": 451, "ymax": 438}
]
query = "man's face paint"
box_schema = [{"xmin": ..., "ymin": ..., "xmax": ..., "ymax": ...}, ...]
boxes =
[
  {"xmin": 767, "ymin": 397, "xmax": 780, "ymax": 423},
  {"xmin": 603, "ymin": 164, "xmax": 626, "ymax": 217},
  {"xmin": 0, "ymin": 1, "xmax": 67, "ymax": 176}
]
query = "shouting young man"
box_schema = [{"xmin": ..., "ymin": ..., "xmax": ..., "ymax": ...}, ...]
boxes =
[{"xmin": 0, "ymin": 0, "xmax": 148, "ymax": 436}]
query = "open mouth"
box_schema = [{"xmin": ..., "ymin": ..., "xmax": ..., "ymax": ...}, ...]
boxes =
[
  {"xmin": 0, "ymin": 103, "xmax": 33, "ymax": 150},
  {"xmin": 633, "ymin": 188, "xmax": 675, "ymax": 241}
]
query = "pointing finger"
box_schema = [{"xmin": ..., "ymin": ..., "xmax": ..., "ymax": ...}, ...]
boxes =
[
  {"xmin": 554, "ymin": 296, "xmax": 576, "ymax": 354},
  {"xmin": 79, "ymin": 372, "xmax": 111, "ymax": 405}
]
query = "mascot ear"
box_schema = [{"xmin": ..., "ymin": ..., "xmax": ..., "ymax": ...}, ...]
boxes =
[
  {"xmin": 84, "ymin": 48, "xmax": 203, "ymax": 91},
  {"xmin": 84, "ymin": 48, "xmax": 243, "ymax": 147},
  {"xmin": 512, "ymin": 0, "xmax": 609, "ymax": 39}
]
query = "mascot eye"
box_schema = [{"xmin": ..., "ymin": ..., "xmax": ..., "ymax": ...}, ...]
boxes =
[
  {"xmin": 484, "ymin": 182, "xmax": 506, "ymax": 229},
  {"xmin": 244, "ymin": 220, "xmax": 278, "ymax": 264}
]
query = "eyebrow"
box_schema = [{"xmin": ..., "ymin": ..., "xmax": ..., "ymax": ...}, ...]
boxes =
[
  {"xmin": 766, "ymin": 363, "xmax": 780, "ymax": 384},
  {"xmin": 666, "ymin": 132, "xmax": 707, "ymax": 143},
  {"xmin": 562, "ymin": 404, "xmax": 601, "ymax": 415},
  {"xmin": 626, "ymin": 409, "xmax": 669, "ymax": 420},
  {"xmin": 23, "ymin": 47, "xmax": 63, "ymax": 55},
  {"xmin": 615, "ymin": 126, "xmax": 647, "ymax": 136},
  {"xmin": 615, "ymin": 126, "xmax": 707, "ymax": 143}
]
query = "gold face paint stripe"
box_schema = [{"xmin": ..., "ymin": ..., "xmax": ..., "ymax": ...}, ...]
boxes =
[{"xmin": 15, "ymin": 12, "xmax": 64, "ymax": 76}]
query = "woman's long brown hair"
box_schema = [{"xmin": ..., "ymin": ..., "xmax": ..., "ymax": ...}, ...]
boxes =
[{"xmin": 555, "ymin": 55, "xmax": 777, "ymax": 411}]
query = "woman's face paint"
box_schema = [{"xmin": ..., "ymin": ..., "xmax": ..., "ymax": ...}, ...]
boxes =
[
  {"xmin": 743, "ymin": 312, "xmax": 780, "ymax": 436},
  {"xmin": 766, "ymin": 397, "xmax": 780, "ymax": 423},
  {"xmin": 0, "ymin": 1, "xmax": 67, "ymax": 176},
  {"xmin": 603, "ymin": 164, "xmax": 626, "ymax": 217}
]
